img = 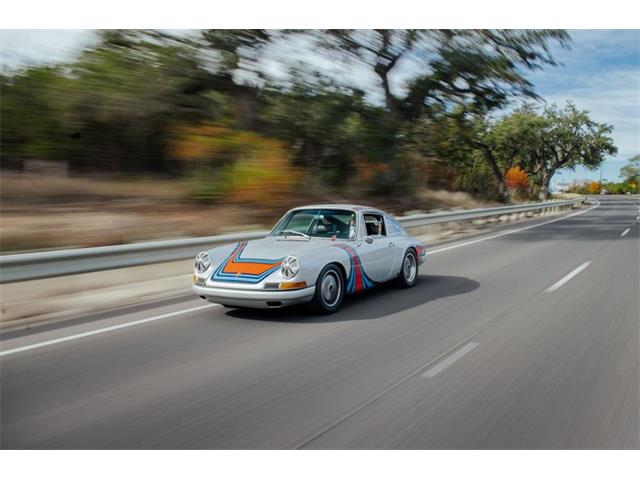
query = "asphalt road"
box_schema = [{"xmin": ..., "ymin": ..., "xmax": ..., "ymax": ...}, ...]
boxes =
[{"xmin": 1, "ymin": 196, "xmax": 638, "ymax": 449}]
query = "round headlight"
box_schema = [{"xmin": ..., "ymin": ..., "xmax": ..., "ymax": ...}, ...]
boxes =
[
  {"xmin": 281, "ymin": 255, "xmax": 299, "ymax": 279},
  {"xmin": 195, "ymin": 251, "xmax": 211, "ymax": 273}
]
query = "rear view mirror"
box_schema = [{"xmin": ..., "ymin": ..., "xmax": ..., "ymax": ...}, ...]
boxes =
[{"xmin": 364, "ymin": 236, "xmax": 374, "ymax": 244}]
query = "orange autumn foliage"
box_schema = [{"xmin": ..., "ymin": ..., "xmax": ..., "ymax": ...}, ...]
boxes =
[
  {"xmin": 505, "ymin": 166, "xmax": 529, "ymax": 191},
  {"xmin": 170, "ymin": 124, "xmax": 301, "ymax": 206},
  {"xmin": 587, "ymin": 181, "xmax": 601, "ymax": 194}
]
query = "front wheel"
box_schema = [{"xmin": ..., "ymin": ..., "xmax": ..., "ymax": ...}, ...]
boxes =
[
  {"xmin": 395, "ymin": 249, "xmax": 418, "ymax": 288},
  {"xmin": 310, "ymin": 264, "xmax": 345, "ymax": 314}
]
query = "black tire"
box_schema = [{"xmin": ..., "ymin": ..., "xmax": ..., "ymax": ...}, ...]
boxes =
[
  {"xmin": 310, "ymin": 264, "xmax": 345, "ymax": 314},
  {"xmin": 395, "ymin": 249, "xmax": 418, "ymax": 288}
]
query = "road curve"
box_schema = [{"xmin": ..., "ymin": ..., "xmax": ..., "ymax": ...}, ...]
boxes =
[{"xmin": 1, "ymin": 196, "xmax": 638, "ymax": 449}]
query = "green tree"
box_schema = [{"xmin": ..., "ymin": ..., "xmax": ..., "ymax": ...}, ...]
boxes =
[
  {"xmin": 535, "ymin": 102, "xmax": 617, "ymax": 199},
  {"xmin": 200, "ymin": 29, "xmax": 271, "ymax": 76},
  {"xmin": 1, "ymin": 67, "xmax": 73, "ymax": 163},
  {"xmin": 262, "ymin": 78, "xmax": 386, "ymax": 186},
  {"xmin": 318, "ymin": 30, "xmax": 569, "ymax": 119},
  {"xmin": 427, "ymin": 102, "xmax": 616, "ymax": 200},
  {"xmin": 313, "ymin": 29, "xmax": 569, "ymax": 197},
  {"xmin": 424, "ymin": 105, "xmax": 543, "ymax": 197},
  {"xmin": 63, "ymin": 31, "xmax": 215, "ymax": 172},
  {"xmin": 1, "ymin": 31, "xmax": 217, "ymax": 173},
  {"xmin": 620, "ymin": 154, "xmax": 640, "ymax": 185},
  {"xmin": 471, "ymin": 105, "xmax": 550, "ymax": 197}
]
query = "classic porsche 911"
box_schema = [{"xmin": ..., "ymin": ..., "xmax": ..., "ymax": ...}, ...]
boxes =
[{"xmin": 192, "ymin": 205, "xmax": 426, "ymax": 314}]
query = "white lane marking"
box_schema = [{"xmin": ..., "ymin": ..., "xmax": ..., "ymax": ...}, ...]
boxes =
[
  {"xmin": 429, "ymin": 201, "xmax": 600, "ymax": 255},
  {"xmin": 421, "ymin": 342, "xmax": 479, "ymax": 378},
  {"xmin": 620, "ymin": 228, "xmax": 630, "ymax": 237},
  {"xmin": 293, "ymin": 329, "xmax": 486, "ymax": 448},
  {"xmin": 0, "ymin": 304, "xmax": 215, "ymax": 357},
  {"xmin": 546, "ymin": 261, "xmax": 591, "ymax": 293}
]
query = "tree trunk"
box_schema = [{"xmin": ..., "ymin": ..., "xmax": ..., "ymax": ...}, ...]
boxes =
[
  {"xmin": 375, "ymin": 66, "xmax": 403, "ymax": 118},
  {"xmin": 477, "ymin": 145, "xmax": 507, "ymax": 196},
  {"xmin": 538, "ymin": 169, "xmax": 556, "ymax": 200}
]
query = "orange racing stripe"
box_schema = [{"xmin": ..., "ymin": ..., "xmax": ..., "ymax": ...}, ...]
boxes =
[{"xmin": 221, "ymin": 243, "xmax": 283, "ymax": 276}]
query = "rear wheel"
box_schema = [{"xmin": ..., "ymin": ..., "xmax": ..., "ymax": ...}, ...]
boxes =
[
  {"xmin": 395, "ymin": 249, "xmax": 418, "ymax": 288},
  {"xmin": 310, "ymin": 264, "xmax": 344, "ymax": 314}
]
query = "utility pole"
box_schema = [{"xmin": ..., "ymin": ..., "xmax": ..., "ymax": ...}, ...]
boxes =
[{"xmin": 599, "ymin": 166, "xmax": 603, "ymax": 186}]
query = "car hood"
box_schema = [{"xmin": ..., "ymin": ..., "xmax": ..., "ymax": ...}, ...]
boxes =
[{"xmin": 224, "ymin": 236, "xmax": 341, "ymax": 260}]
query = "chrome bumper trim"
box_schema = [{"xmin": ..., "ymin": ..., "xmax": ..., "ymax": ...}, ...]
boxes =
[{"xmin": 192, "ymin": 284, "xmax": 315, "ymax": 308}]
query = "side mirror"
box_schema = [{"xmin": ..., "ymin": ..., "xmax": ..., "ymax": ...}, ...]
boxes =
[{"xmin": 364, "ymin": 236, "xmax": 374, "ymax": 244}]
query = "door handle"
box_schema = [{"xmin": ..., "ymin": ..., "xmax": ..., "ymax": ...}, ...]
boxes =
[{"xmin": 388, "ymin": 242, "xmax": 395, "ymax": 247}]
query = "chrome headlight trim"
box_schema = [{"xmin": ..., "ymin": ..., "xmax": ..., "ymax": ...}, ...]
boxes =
[
  {"xmin": 281, "ymin": 255, "xmax": 300, "ymax": 279},
  {"xmin": 195, "ymin": 251, "xmax": 211, "ymax": 273}
]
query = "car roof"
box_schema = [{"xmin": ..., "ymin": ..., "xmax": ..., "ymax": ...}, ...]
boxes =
[{"xmin": 290, "ymin": 204, "xmax": 388, "ymax": 215}]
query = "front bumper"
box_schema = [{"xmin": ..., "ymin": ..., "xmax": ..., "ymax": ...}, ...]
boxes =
[{"xmin": 192, "ymin": 284, "xmax": 315, "ymax": 308}]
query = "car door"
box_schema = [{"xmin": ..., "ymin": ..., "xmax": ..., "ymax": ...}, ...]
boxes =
[
  {"xmin": 384, "ymin": 215, "xmax": 406, "ymax": 276},
  {"xmin": 355, "ymin": 212, "xmax": 395, "ymax": 282}
]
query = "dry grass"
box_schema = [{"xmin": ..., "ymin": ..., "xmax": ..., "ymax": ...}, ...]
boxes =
[
  {"xmin": 1, "ymin": 173, "xmax": 266, "ymax": 252},
  {"xmin": 414, "ymin": 189, "xmax": 499, "ymax": 211},
  {"xmin": 1, "ymin": 172, "xmax": 495, "ymax": 253}
]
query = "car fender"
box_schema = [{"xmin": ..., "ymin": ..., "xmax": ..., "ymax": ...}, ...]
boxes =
[
  {"xmin": 404, "ymin": 240, "xmax": 426, "ymax": 266},
  {"xmin": 293, "ymin": 244, "xmax": 352, "ymax": 288}
]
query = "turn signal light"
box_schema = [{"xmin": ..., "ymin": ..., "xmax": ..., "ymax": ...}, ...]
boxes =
[{"xmin": 279, "ymin": 281, "xmax": 308, "ymax": 290}]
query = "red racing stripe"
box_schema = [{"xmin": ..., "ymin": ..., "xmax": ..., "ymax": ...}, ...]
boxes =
[{"xmin": 353, "ymin": 254, "xmax": 363, "ymax": 293}]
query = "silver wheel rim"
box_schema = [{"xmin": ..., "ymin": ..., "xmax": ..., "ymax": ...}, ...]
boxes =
[
  {"xmin": 404, "ymin": 254, "xmax": 417, "ymax": 283},
  {"xmin": 321, "ymin": 271, "xmax": 341, "ymax": 307}
]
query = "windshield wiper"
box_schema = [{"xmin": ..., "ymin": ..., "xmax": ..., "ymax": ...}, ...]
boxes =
[{"xmin": 280, "ymin": 230, "xmax": 310, "ymax": 239}]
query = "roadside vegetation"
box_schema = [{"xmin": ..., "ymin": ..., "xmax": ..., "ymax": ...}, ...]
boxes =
[
  {"xmin": 0, "ymin": 30, "xmax": 622, "ymax": 251},
  {"xmin": 566, "ymin": 155, "xmax": 640, "ymax": 195}
]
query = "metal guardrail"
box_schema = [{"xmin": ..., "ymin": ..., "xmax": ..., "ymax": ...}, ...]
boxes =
[
  {"xmin": 398, "ymin": 197, "xmax": 585, "ymax": 228},
  {"xmin": 0, "ymin": 197, "xmax": 585, "ymax": 283}
]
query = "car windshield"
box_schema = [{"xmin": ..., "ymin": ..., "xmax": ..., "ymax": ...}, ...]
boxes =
[{"xmin": 271, "ymin": 209, "xmax": 357, "ymax": 240}]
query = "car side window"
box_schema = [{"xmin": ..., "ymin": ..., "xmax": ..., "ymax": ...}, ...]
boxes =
[
  {"xmin": 363, "ymin": 213, "xmax": 386, "ymax": 236},
  {"xmin": 385, "ymin": 216, "xmax": 405, "ymax": 236}
]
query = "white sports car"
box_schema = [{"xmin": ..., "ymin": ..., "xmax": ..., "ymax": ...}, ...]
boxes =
[{"xmin": 192, "ymin": 204, "xmax": 426, "ymax": 314}]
